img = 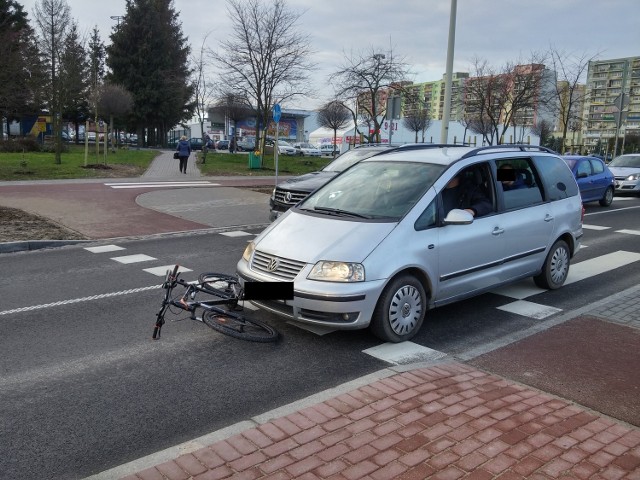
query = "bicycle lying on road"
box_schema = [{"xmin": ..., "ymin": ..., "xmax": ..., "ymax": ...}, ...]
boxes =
[{"xmin": 153, "ymin": 265, "xmax": 279, "ymax": 343}]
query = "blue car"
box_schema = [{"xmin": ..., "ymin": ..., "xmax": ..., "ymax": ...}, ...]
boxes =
[{"xmin": 562, "ymin": 155, "xmax": 615, "ymax": 206}]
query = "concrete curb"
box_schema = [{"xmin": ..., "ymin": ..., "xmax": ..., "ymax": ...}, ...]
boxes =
[{"xmin": 0, "ymin": 239, "xmax": 91, "ymax": 254}]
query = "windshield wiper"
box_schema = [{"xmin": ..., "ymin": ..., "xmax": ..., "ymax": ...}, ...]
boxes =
[{"xmin": 313, "ymin": 206, "xmax": 371, "ymax": 218}]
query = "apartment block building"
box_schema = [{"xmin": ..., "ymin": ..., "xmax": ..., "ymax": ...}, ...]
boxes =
[{"xmin": 582, "ymin": 56, "xmax": 640, "ymax": 152}]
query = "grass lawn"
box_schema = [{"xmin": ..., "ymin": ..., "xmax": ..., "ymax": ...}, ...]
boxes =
[
  {"xmin": 197, "ymin": 151, "xmax": 330, "ymax": 176},
  {"xmin": 0, "ymin": 144, "xmax": 157, "ymax": 181},
  {"xmin": 0, "ymin": 144, "xmax": 329, "ymax": 181}
]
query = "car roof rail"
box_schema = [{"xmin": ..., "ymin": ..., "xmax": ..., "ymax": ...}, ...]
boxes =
[
  {"xmin": 460, "ymin": 144, "xmax": 558, "ymax": 159},
  {"xmin": 395, "ymin": 143, "xmax": 467, "ymax": 151}
]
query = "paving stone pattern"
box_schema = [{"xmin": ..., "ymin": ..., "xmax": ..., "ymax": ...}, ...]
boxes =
[{"xmin": 121, "ymin": 363, "xmax": 640, "ymax": 480}]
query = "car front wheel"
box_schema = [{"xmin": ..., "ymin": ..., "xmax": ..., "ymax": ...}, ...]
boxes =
[
  {"xmin": 599, "ymin": 186, "xmax": 614, "ymax": 206},
  {"xmin": 533, "ymin": 240, "xmax": 570, "ymax": 289},
  {"xmin": 370, "ymin": 274, "xmax": 426, "ymax": 343}
]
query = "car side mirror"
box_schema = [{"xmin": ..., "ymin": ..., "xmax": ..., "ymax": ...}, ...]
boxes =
[{"xmin": 443, "ymin": 209, "xmax": 474, "ymax": 225}]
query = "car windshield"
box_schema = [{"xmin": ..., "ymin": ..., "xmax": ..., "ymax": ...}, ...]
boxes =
[
  {"xmin": 278, "ymin": 141, "xmax": 293, "ymax": 146},
  {"xmin": 562, "ymin": 158, "xmax": 577, "ymax": 169},
  {"xmin": 608, "ymin": 155, "xmax": 640, "ymax": 168},
  {"xmin": 300, "ymin": 160, "xmax": 444, "ymax": 220},
  {"xmin": 322, "ymin": 148, "xmax": 388, "ymax": 173},
  {"xmin": 299, "ymin": 143, "xmax": 314, "ymax": 148}
]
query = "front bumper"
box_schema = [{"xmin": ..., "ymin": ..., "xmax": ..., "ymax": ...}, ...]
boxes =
[
  {"xmin": 614, "ymin": 178, "xmax": 640, "ymax": 193},
  {"xmin": 236, "ymin": 259, "xmax": 385, "ymax": 330}
]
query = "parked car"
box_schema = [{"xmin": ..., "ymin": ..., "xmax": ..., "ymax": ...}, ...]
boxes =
[
  {"xmin": 189, "ymin": 137, "xmax": 204, "ymax": 151},
  {"xmin": 319, "ymin": 144, "xmax": 339, "ymax": 156},
  {"xmin": 216, "ymin": 140, "xmax": 229, "ymax": 150},
  {"xmin": 236, "ymin": 140, "xmax": 256, "ymax": 152},
  {"xmin": 293, "ymin": 142, "xmax": 321, "ymax": 157},
  {"xmin": 264, "ymin": 140, "xmax": 296, "ymax": 156},
  {"xmin": 607, "ymin": 154, "xmax": 640, "ymax": 196},
  {"xmin": 269, "ymin": 145, "xmax": 394, "ymax": 221},
  {"xmin": 562, "ymin": 155, "xmax": 615, "ymax": 206},
  {"xmin": 238, "ymin": 144, "xmax": 583, "ymax": 343}
]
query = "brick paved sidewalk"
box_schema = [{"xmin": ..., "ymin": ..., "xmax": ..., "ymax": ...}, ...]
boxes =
[{"xmin": 120, "ymin": 362, "xmax": 640, "ymax": 480}]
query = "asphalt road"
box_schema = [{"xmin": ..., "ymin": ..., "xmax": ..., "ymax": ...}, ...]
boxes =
[{"xmin": 0, "ymin": 197, "xmax": 639, "ymax": 479}]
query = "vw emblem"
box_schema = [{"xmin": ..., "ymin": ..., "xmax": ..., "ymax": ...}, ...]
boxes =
[
  {"xmin": 285, "ymin": 192, "xmax": 292, "ymax": 203},
  {"xmin": 267, "ymin": 258, "xmax": 279, "ymax": 272}
]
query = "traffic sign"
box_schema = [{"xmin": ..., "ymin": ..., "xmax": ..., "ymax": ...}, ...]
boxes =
[{"xmin": 272, "ymin": 103, "xmax": 281, "ymax": 123}]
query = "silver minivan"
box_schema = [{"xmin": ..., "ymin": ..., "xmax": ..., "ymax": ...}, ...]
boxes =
[{"xmin": 237, "ymin": 145, "xmax": 583, "ymax": 343}]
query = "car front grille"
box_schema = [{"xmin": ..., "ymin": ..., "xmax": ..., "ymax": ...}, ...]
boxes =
[
  {"xmin": 273, "ymin": 187, "xmax": 309, "ymax": 207},
  {"xmin": 251, "ymin": 250, "xmax": 306, "ymax": 280}
]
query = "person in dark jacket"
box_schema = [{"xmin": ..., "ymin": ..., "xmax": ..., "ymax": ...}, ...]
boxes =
[
  {"xmin": 176, "ymin": 136, "xmax": 191, "ymax": 174},
  {"xmin": 442, "ymin": 172, "xmax": 492, "ymax": 218}
]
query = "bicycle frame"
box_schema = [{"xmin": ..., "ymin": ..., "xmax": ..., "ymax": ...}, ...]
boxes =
[{"xmin": 153, "ymin": 268, "xmax": 244, "ymax": 339}]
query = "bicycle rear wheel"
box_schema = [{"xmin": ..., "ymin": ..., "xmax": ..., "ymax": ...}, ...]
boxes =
[{"xmin": 202, "ymin": 310, "xmax": 278, "ymax": 343}]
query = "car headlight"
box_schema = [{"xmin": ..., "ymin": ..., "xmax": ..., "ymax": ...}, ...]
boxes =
[
  {"xmin": 242, "ymin": 241, "xmax": 255, "ymax": 262},
  {"xmin": 308, "ymin": 261, "xmax": 365, "ymax": 282},
  {"xmin": 626, "ymin": 173, "xmax": 639, "ymax": 181}
]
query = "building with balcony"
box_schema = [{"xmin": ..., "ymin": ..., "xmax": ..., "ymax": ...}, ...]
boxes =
[{"xmin": 582, "ymin": 56, "xmax": 640, "ymax": 154}]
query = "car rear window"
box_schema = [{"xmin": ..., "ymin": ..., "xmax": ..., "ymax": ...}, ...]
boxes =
[{"xmin": 532, "ymin": 156, "xmax": 579, "ymax": 201}]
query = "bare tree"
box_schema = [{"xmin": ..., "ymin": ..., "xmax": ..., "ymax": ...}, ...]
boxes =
[
  {"xmin": 464, "ymin": 55, "xmax": 548, "ymax": 145},
  {"xmin": 191, "ymin": 32, "xmax": 216, "ymax": 148},
  {"xmin": 530, "ymin": 118, "xmax": 554, "ymax": 147},
  {"xmin": 33, "ymin": 0, "xmax": 71, "ymax": 164},
  {"xmin": 402, "ymin": 108, "xmax": 431, "ymax": 143},
  {"xmin": 330, "ymin": 46, "xmax": 409, "ymax": 144},
  {"xmin": 210, "ymin": 0, "xmax": 312, "ymax": 158},
  {"xmin": 211, "ymin": 90, "xmax": 255, "ymax": 154},
  {"xmin": 317, "ymin": 101, "xmax": 350, "ymax": 156},
  {"xmin": 546, "ymin": 47, "xmax": 594, "ymax": 154}
]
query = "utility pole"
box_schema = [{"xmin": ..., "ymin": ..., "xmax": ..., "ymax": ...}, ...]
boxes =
[{"xmin": 440, "ymin": 0, "xmax": 457, "ymax": 144}]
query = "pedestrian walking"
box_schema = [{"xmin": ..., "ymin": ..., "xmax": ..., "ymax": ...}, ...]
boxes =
[
  {"xmin": 229, "ymin": 137, "xmax": 236, "ymax": 154},
  {"xmin": 176, "ymin": 135, "xmax": 191, "ymax": 174}
]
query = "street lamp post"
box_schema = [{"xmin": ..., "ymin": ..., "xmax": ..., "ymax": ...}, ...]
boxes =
[
  {"xmin": 440, "ymin": 0, "xmax": 457, "ymax": 144},
  {"xmin": 110, "ymin": 15, "xmax": 123, "ymax": 27}
]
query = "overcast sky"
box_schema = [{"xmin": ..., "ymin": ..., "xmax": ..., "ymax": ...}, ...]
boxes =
[{"xmin": 19, "ymin": 0, "xmax": 640, "ymax": 109}]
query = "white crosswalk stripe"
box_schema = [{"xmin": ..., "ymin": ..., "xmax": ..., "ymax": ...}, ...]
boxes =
[{"xmin": 104, "ymin": 181, "xmax": 219, "ymax": 189}]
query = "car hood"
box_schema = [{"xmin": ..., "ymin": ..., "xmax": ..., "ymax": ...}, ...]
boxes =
[
  {"xmin": 608, "ymin": 166, "xmax": 640, "ymax": 176},
  {"xmin": 277, "ymin": 171, "xmax": 338, "ymax": 192},
  {"xmin": 255, "ymin": 211, "xmax": 396, "ymax": 263}
]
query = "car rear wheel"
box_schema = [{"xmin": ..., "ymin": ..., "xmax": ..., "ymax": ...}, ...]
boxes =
[
  {"xmin": 599, "ymin": 186, "xmax": 614, "ymax": 206},
  {"xmin": 533, "ymin": 240, "xmax": 570, "ymax": 289},
  {"xmin": 370, "ymin": 274, "xmax": 426, "ymax": 343}
]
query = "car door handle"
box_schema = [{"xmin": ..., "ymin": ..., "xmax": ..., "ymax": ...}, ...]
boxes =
[
  {"xmin": 492, "ymin": 227, "xmax": 504, "ymax": 236},
  {"xmin": 544, "ymin": 214, "xmax": 554, "ymax": 222}
]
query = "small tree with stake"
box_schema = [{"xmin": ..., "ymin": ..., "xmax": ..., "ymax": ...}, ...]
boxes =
[{"xmin": 317, "ymin": 101, "xmax": 350, "ymax": 157}]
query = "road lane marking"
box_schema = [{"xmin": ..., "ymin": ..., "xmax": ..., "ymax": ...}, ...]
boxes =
[
  {"xmin": 616, "ymin": 229, "xmax": 640, "ymax": 236},
  {"xmin": 565, "ymin": 250, "xmax": 640, "ymax": 285},
  {"xmin": 0, "ymin": 285, "xmax": 161, "ymax": 316},
  {"xmin": 105, "ymin": 181, "xmax": 219, "ymax": 189},
  {"xmin": 143, "ymin": 265, "xmax": 193, "ymax": 276},
  {"xmin": 220, "ymin": 231, "xmax": 255, "ymax": 237},
  {"xmin": 582, "ymin": 224, "xmax": 610, "ymax": 230},
  {"xmin": 84, "ymin": 244, "xmax": 126, "ymax": 253},
  {"xmin": 111, "ymin": 254, "xmax": 157, "ymax": 264},
  {"xmin": 363, "ymin": 342, "xmax": 447, "ymax": 365},
  {"xmin": 497, "ymin": 300, "xmax": 562, "ymax": 319}
]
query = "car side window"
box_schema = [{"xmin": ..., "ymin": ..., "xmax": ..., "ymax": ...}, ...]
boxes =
[
  {"xmin": 496, "ymin": 159, "xmax": 543, "ymax": 210},
  {"xmin": 576, "ymin": 160, "xmax": 591, "ymax": 178},
  {"xmin": 415, "ymin": 199, "xmax": 437, "ymax": 231},
  {"xmin": 532, "ymin": 156, "xmax": 580, "ymax": 201},
  {"xmin": 590, "ymin": 159, "xmax": 604, "ymax": 174}
]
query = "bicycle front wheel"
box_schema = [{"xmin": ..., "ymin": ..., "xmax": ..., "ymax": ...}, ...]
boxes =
[{"xmin": 202, "ymin": 310, "xmax": 278, "ymax": 343}]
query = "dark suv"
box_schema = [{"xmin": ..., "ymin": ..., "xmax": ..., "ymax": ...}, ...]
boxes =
[{"xmin": 269, "ymin": 145, "xmax": 394, "ymax": 221}]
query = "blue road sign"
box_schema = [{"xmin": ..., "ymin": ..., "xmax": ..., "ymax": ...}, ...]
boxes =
[{"xmin": 272, "ymin": 103, "xmax": 281, "ymax": 123}]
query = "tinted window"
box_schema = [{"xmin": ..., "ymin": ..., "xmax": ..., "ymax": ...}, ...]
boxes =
[
  {"xmin": 590, "ymin": 159, "xmax": 604, "ymax": 174},
  {"xmin": 496, "ymin": 159, "xmax": 544, "ymax": 210},
  {"xmin": 576, "ymin": 160, "xmax": 591, "ymax": 177},
  {"xmin": 532, "ymin": 156, "xmax": 579, "ymax": 201}
]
